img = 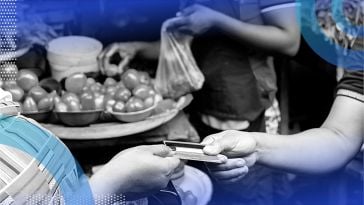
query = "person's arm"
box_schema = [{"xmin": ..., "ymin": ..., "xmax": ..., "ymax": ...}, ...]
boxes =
[
  {"xmin": 132, "ymin": 41, "xmax": 161, "ymax": 60},
  {"xmin": 98, "ymin": 41, "xmax": 160, "ymax": 76},
  {"xmin": 253, "ymin": 95, "xmax": 363, "ymax": 174},
  {"xmin": 89, "ymin": 145, "xmax": 180, "ymax": 201},
  {"xmin": 175, "ymin": 4, "xmax": 300, "ymax": 56},
  {"xmin": 214, "ymin": 7, "xmax": 300, "ymax": 56},
  {"xmin": 203, "ymin": 94, "xmax": 363, "ymax": 175}
]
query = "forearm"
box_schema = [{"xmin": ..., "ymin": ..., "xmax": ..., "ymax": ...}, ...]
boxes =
[
  {"xmin": 213, "ymin": 12, "xmax": 299, "ymax": 56},
  {"xmin": 135, "ymin": 41, "xmax": 160, "ymax": 60},
  {"xmin": 252, "ymin": 128, "xmax": 362, "ymax": 174}
]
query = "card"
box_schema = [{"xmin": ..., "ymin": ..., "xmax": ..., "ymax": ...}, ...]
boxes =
[{"xmin": 164, "ymin": 141, "xmax": 227, "ymax": 163}]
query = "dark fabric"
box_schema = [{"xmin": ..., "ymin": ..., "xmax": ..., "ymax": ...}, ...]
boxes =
[
  {"xmin": 337, "ymin": 70, "xmax": 364, "ymax": 95},
  {"xmin": 189, "ymin": 0, "xmax": 281, "ymax": 121}
]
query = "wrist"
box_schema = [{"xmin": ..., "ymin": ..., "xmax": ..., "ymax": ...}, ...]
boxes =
[
  {"xmin": 250, "ymin": 132, "xmax": 263, "ymax": 163},
  {"xmin": 89, "ymin": 162, "xmax": 130, "ymax": 196}
]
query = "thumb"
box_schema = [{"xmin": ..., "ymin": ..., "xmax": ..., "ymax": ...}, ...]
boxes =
[
  {"xmin": 203, "ymin": 142, "xmax": 224, "ymax": 156},
  {"xmin": 164, "ymin": 157, "xmax": 181, "ymax": 172},
  {"xmin": 202, "ymin": 131, "xmax": 238, "ymax": 155}
]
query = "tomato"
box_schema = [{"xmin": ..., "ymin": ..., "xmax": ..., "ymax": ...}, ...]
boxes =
[
  {"xmin": 153, "ymin": 99, "xmax": 175, "ymax": 115},
  {"xmin": 53, "ymin": 95, "xmax": 62, "ymax": 105},
  {"xmin": 106, "ymin": 86, "xmax": 118, "ymax": 97},
  {"xmin": 65, "ymin": 73, "xmax": 87, "ymax": 94},
  {"xmin": 100, "ymin": 86, "xmax": 107, "ymax": 94},
  {"xmin": 80, "ymin": 92, "xmax": 95, "ymax": 111},
  {"xmin": 104, "ymin": 77, "xmax": 117, "ymax": 87},
  {"xmin": 39, "ymin": 78, "xmax": 62, "ymax": 94},
  {"xmin": 144, "ymin": 96, "xmax": 155, "ymax": 109},
  {"xmin": 7, "ymin": 85, "xmax": 24, "ymax": 102},
  {"xmin": 17, "ymin": 69, "xmax": 39, "ymax": 92},
  {"xmin": 112, "ymin": 101, "xmax": 126, "ymax": 112},
  {"xmin": 94, "ymin": 94, "xmax": 105, "ymax": 110},
  {"xmin": 2, "ymin": 80, "xmax": 17, "ymax": 90},
  {"xmin": 105, "ymin": 64, "xmax": 119, "ymax": 77},
  {"xmin": 62, "ymin": 92, "xmax": 80, "ymax": 104},
  {"xmin": 29, "ymin": 86, "xmax": 48, "ymax": 103},
  {"xmin": 121, "ymin": 69, "xmax": 140, "ymax": 90},
  {"xmin": 133, "ymin": 84, "xmax": 154, "ymax": 100},
  {"xmin": 105, "ymin": 98, "xmax": 116, "ymax": 112},
  {"xmin": 86, "ymin": 78, "xmax": 96, "ymax": 86},
  {"xmin": 22, "ymin": 96, "xmax": 38, "ymax": 113},
  {"xmin": 138, "ymin": 71, "xmax": 151, "ymax": 85},
  {"xmin": 37, "ymin": 96, "xmax": 54, "ymax": 111},
  {"xmin": 116, "ymin": 81, "xmax": 126, "ymax": 89},
  {"xmin": 90, "ymin": 83, "xmax": 102, "ymax": 93},
  {"xmin": 114, "ymin": 87, "xmax": 131, "ymax": 102},
  {"xmin": 82, "ymin": 86, "xmax": 90, "ymax": 93},
  {"xmin": 55, "ymin": 101, "xmax": 68, "ymax": 112},
  {"xmin": 65, "ymin": 100, "xmax": 81, "ymax": 112},
  {"xmin": 125, "ymin": 97, "xmax": 144, "ymax": 112}
]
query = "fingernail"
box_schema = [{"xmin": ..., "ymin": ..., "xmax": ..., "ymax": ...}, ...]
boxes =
[
  {"xmin": 201, "ymin": 137, "xmax": 214, "ymax": 145},
  {"xmin": 203, "ymin": 145, "xmax": 216, "ymax": 154}
]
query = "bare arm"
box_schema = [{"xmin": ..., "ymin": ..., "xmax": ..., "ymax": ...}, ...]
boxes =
[
  {"xmin": 203, "ymin": 94, "xmax": 364, "ymax": 174},
  {"xmin": 213, "ymin": 7, "xmax": 300, "ymax": 56},
  {"xmin": 175, "ymin": 5, "xmax": 300, "ymax": 56},
  {"xmin": 134, "ymin": 41, "xmax": 160, "ymax": 60},
  {"xmin": 254, "ymin": 95, "xmax": 363, "ymax": 174}
]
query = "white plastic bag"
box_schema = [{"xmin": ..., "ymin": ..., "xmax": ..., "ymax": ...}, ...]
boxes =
[{"xmin": 155, "ymin": 18, "xmax": 205, "ymax": 99}]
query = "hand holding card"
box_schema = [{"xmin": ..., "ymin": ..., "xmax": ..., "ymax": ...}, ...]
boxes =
[{"xmin": 164, "ymin": 141, "xmax": 227, "ymax": 163}]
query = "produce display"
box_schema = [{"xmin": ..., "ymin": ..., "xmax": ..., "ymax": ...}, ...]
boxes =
[{"xmin": 1, "ymin": 68, "xmax": 170, "ymax": 126}]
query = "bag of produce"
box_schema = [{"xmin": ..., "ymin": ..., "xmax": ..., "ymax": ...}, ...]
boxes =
[{"xmin": 155, "ymin": 18, "xmax": 204, "ymax": 99}]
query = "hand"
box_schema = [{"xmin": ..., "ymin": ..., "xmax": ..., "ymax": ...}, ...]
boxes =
[
  {"xmin": 206, "ymin": 158, "xmax": 249, "ymax": 184},
  {"xmin": 168, "ymin": 4, "xmax": 219, "ymax": 35},
  {"xmin": 202, "ymin": 130, "xmax": 258, "ymax": 166},
  {"xmin": 98, "ymin": 42, "xmax": 141, "ymax": 76},
  {"xmin": 90, "ymin": 145, "xmax": 181, "ymax": 200}
]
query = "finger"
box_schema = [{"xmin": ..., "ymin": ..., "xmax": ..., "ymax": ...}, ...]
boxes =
[
  {"xmin": 206, "ymin": 158, "xmax": 246, "ymax": 171},
  {"xmin": 243, "ymin": 153, "xmax": 258, "ymax": 167},
  {"xmin": 181, "ymin": 5, "xmax": 198, "ymax": 16},
  {"xmin": 212, "ymin": 166, "xmax": 249, "ymax": 180},
  {"xmin": 142, "ymin": 145, "xmax": 173, "ymax": 157},
  {"xmin": 166, "ymin": 17, "xmax": 190, "ymax": 31},
  {"xmin": 102, "ymin": 44, "xmax": 120, "ymax": 74},
  {"xmin": 117, "ymin": 55, "xmax": 131, "ymax": 74},
  {"xmin": 203, "ymin": 132, "xmax": 237, "ymax": 155},
  {"xmin": 105, "ymin": 44, "xmax": 121, "ymax": 58},
  {"xmin": 164, "ymin": 157, "xmax": 181, "ymax": 176},
  {"xmin": 97, "ymin": 55, "xmax": 105, "ymax": 74},
  {"xmin": 176, "ymin": 26, "xmax": 194, "ymax": 35},
  {"xmin": 201, "ymin": 133, "xmax": 220, "ymax": 145}
]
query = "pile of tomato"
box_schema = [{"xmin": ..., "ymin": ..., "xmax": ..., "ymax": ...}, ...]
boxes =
[{"xmin": 1, "ymin": 68, "xmax": 159, "ymax": 115}]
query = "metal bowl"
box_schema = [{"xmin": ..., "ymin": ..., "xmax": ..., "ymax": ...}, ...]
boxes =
[
  {"xmin": 54, "ymin": 110, "xmax": 103, "ymax": 127},
  {"xmin": 22, "ymin": 110, "xmax": 52, "ymax": 123}
]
